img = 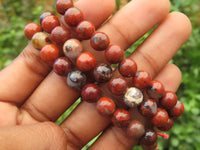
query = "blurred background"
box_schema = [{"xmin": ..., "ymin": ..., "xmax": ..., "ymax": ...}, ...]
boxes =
[{"xmin": 0, "ymin": 0, "xmax": 200, "ymax": 149}]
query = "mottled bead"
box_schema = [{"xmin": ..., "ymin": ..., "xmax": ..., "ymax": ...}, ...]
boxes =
[
  {"xmin": 51, "ymin": 26, "xmax": 70, "ymax": 46},
  {"xmin": 141, "ymin": 142, "xmax": 157, "ymax": 150},
  {"xmin": 64, "ymin": 7, "xmax": 84, "ymax": 27},
  {"xmin": 151, "ymin": 108, "xmax": 169, "ymax": 127},
  {"xmin": 24, "ymin": 23, "xmax": 42, "ymax": 40},
  {"xmin": 67, "ymin": 70, "xmax": 86, "ymax": 89},
  {"xmin": 118, "ymin": 58, "xmax": 137, "ymax": 77},
  {"xmin": 76, "ymin": 21, "xmax": 95, "ymax": 40},
  {"xmin": 169, "ymin": 101, "xmax": 184, "ymax": 119},
  {"xmin": 140, "ymin": 99, "xmax": 157, "ymax": 117},
  {"xmin": 160, "ymin": 91, "xmax": 177, "ymax": 110},
  {"xmin": 140, "ymin": 129, "xmax": 157, "ymax": 146},
  {"xmin": 41, "ymin": 15, "xmax": 60, "ymax": 33},
  {"xmin": 97, "ymin": 97, "xmax": 116, "ymax": 115},
  {"xmin": 76, "ymin": 52, "xmax": 96, "ymax": 72},
  {"xmin": 124, "ymin": 87, "xmax": 143, "ymax": 108},
  {"xmin": 81, "ymin": 84, "xmax": 101, "ymax": 103},
  {"xmin": 105, "ymin": 44, "xmax": 124, "ymax": 64},
  {"xmin": 56, "ymin": 0, "xmax": 73, "ymax": 15},
  {"xmin": 108, "ymin": 77, "xmax": 127, "ymax": 95},
  {"xmin": 132, "ymin": 71, "xmax": 152, "ymax": 89},
  {"xmin": 93, "ymin": 63, "xmax": 113, "ymax": 83},
  {"xmin": 40, "ymin": 12, "xmax": 53, "ymax": 25},
  {"xmin": 112, "ymin": 108, "xmax": 130, "ymax": 128},
  {"xmin": 158, "ymin": 118, "xmax": 173, "ymax": 131},
  {"xmin": 90, "ymin": 32, "xmax": 110, "ymax": 51},
  {"xmin": 147, "ymin": 80, "xmax": 165, "ymax": 99},
  {"xmin": 53, "ymin": 57, "xmax": 72, "ymax": 76},
  {"xmin": 127, "ymin": 120, "xmax": 145, "ymax": 139},
  {"xmin": 40, "ymin": 44, "xmax": 60, "ymax": 63},
  {"xmin": 31, "ymin": 32, "xmax": 51, "ymax": 50}
]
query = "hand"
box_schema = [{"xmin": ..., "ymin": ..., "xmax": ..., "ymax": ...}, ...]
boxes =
[{"xmin": 0, "ymin": 0, "xmax": 191, "ymax": 149}]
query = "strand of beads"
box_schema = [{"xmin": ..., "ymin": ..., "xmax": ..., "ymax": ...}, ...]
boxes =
[{"xmin": 23, "ymin": 0, "xmax": 185, "ymax": 149}]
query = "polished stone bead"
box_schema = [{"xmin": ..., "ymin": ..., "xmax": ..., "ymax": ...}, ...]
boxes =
[
  {"xmin": 24, "ymin": 23, "xmax": 42, "ymax": 40},
  {"xmin": 67, "ymin": 70, "xmax": 86, "ymax": 89},
  {"xmin": 127, "ymin": 120, "xmax": 145, "ymax": 139},
  {"xmin": 53, "ymin": 57, "xmax": 72, "ymax": 76},
  {"xmin": 147, "ymin": 80, "xmax": 165, "ymax": 99},
  {"xmin": 56, "ymin": 0, "xmax": 73, "ymax": 15},
  {"xmin": 31, "ymin": 32, "xmax": 51, "ymax": 50},
  {"xmin": 108, "ymin": 77, "xmax": 127, "ymax": 95},
  {"xmin": 76, "ymin": 21, "xmax": 95, "ymax": 40},
  {"xmin": 41, "ymin": 15, "xmax": 60, "ymax": 33},
  {"xmin": 118, "ymin": 58, "xmax": 137, "ymax": 77},
  {"xmin": 97, "ymin": 97, "xmax": 116, "ymax": 115}
]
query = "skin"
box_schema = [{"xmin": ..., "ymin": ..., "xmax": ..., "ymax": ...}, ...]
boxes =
[{"xmin": 0, "ymin": 0, "xmax": 192, "ymax": 149}]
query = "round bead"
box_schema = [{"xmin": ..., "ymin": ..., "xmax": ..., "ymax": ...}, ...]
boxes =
[
  {"xmin": 151, "ymin": 108, "xmax": 169, "ymax": 127},
  {"xmin": 76, "ymin": 52, "xmax": 96, "ymax": 72},
  {"xmin": 90, "ymin": 32, "xmax": 110, "ymax": 51},
  {"xmin": 51, "ymin": 26, "xmax": 70, "ymax": 46},
  {"xmin": 96, "ymin": 97, "xmax": 116, "ymax": 115},
  {"xmin": 31, "ymin": 32, "xmax": 51, "ymax": 50},
  {"xmin": 169, "ymin": 101, "xmax": 184, "ymax": 119},
  {"xmin": 127, "ymin": 120, "xmax": 145, "ymax": 139},
  {"xmin": 160, "ymin": 91, "xmax": 177, "ymax": 110},
  {"xmin": 40, "ymin": 44, "xmax": 60, "ymax": 63},
  {"xmin": 40, "ymin": 12, "xmax": 53, "ymax": 25},
  {"xmin": 158, "ymin": 118, "xmax": 173, "ymax": 131},
  {"xmin": 140, "ymin": 129, "xmax": 157, "ymax": 146},
  {"xmin": 140, "ymin": 99, "xmax": 157, "ymax": 117},
  {"xmin": 93, "ymin": 63, "xmax": 113, "ymax": 83},
  {"xmin": 147, "ymin": 80, "xmax": 165, "ymax": 99},
  {"xmin": 64, "ymin": 7, "xmax": 84, "ymax": 27},
  {"xmin": 141, "ymin": 142, "xmax": 157, "ymax": 150},
  {"xmin": 124, "ymin": 87, "xmax": 143, "ymax": 107},
  {"xmin": 118, "ymin": 58, "xmax": 137, "ymax": 77},
  {"xmin": 67, "ymin": 70, "xmax": 86, "ymax": 89},
  {"xmin": 24, "ymin": 23, "xmax": 42, "ymax": 40},
  {"xmin": 108, "ymin": 77, "xmax": 127, "ymax": 95},
  {"xmin": 132, "ymin": 71, "xmax": 152, "ymax": 89},
  {"xmin": 112, "ymin": 108, "xmax": 130, "ymax": 128},
  {"xmin": 53, "ymin": 57, "xmax": 72, "ymax": 76},
  {"xmin": 56, "ymin": 0, "xmax": 73, "ymax": 15},
  {"xmin": 41, "ymin": 15, "xmax": 60, "ymax": 33},
  {"xmin": 105, "ymin": 44, "xmax": 124, "ymax": 64},
  {"xmin": 81, "ymin": 84, "xmax": 101, "ymax": 103},
  {"xmin": 76, "ymin": 21, "xmax": 95, "ymax": 40}
]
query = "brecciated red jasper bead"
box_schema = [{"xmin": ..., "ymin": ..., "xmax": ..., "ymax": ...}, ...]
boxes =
[
  {"xmin": 108, "ymin": 77, "xmax": 127, "ymax": 95},
  {"xmin": 53, "ymin": 57, "xmax": 72, "ymax": 76},
  {"xmin": 140, "ymin": 129, "xmax": 157, "ymax": 146},
  {"xmin": 81, "ymin": 84, "xmax": 101, "ymax": 103},
  {"xmin": 151, "ymin": 108, "xmax": 169, "ymax": 127},
  {"xmin": 118, "ymin": 58, "xmax": 137, "ymax": 77},
  {"xmin": 76, "ymin": 21, "xmax": 95, "ymax": 40},
  {"xmin": 158, "ymin": 118, "xmax": 174, "ymax": 131},
  {"xmin": 140, "ymin": 99, "xmax": 157, "ymax": 117},
  {"xmin": 160, "ymin": 91, "xmax": 177, "ymax": 110},
  {"xmin": 96, "ymin": 97, "xmax": 116, "ymax": 115},
  {"xmin": 64, "ymin": 7, "xmax": 84, "ymax": 27},
  {"xmin": 132, "ymin": 71, "xmax": 152, "ymax": 89},
  {"xmin": 169, "ymin": 101, "xmax": 184, "ymax": 119},
  {"xmin": 67, "ymin": 70, "xmax": 86, "ymax": 89},
  {"xmin": 24, "ymin": 23, "xmax": 42, "ymax": 40},
  {"xmin": 90, "ymin": 32, "xmax": 110, "ymax": 51},
  {"xmin": 127, "ymin": 120, "xmax": 145, "ymax": 139},
  {"xmin": 40, "ymin": 44, "xmax": 60, "ymax": 63},
  {"xmin": 112, "ymin": 108, "xmax": 130, "ymax": 128},
  {"xmin": 41, "ymin": 15, "xmax": 60, "ymax": 33},
  {"xmin": 141, "ymin": 142, "xmax": 157, "ymax": 150},
  {"xmin": 56, "ymin": 0, "xmax": 73, "ymax": 15},
  {"xmin": 40, "ymin": 12, "xmax": 53, "ymax": 25},
  {"xmin": 147, "ymin": 80, "xmax": 165, "ymax": 99},
  {"xmin": 76, "ymin": 52, "xmax": 96, "ymax": 72},
  {"xmin": 105, "ymin": 44, "xmax": 124, "ymax": 64},
  {"xmin": 51, "ymin": 26, "xmax": 70, "ymax": 46}
]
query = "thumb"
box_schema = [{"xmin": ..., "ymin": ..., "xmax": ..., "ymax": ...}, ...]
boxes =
[{"xmin": 0, "ymin": 122, "xmax": 67, "ymax": 150}]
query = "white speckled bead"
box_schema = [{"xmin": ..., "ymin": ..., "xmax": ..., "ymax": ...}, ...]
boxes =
[{"xmin": 67, "ymin": 70, "xmax": 86, "ymax": 89}]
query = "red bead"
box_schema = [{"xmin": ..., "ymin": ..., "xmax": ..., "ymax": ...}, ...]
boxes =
[
  {"xmin": 105, "ymin": 44, "xmax": 124, "ymax": 64},
  {"xmin": 151, "ymin": 108, "xmax": 169, "ymax": 127},
  {"xmin": 147, "ymin": 80, "xmax": 165, "ymax": 99},
  {"xmin": 118, "ymin": 58, "xmax": 137, "ymax": 77},
  {"xmin": 158, "ymin": 118, "xmax": 173, "ymax": 131},
  {"xmin": 40, "ymin": 12, "xmax": 53, "ymax": 25},
  {"xmin": 81, "ymin": 84, "xmax": 101, "ymax": 103},
  {"xmin": 140, "ymin": 129, "xmax": 157, "ymax": 146},
  {"xmin": 132, "ymin": 71, "xmax": 152, "ymax": 89},
  {"xmin": 169, "ymin": 101, "xmax": 184, "ymax": 119},
  {"xmin": 127, "ymin": 120, "xmax": 145, "ymax": 139},
  {"xmin": 41, "ymin": 15, "xmax": 60, "ymax": 33},
  {"xmin": 111, "ymin": 108, "xmax": 130, "ymax": 128},
  {"xmin": 53, "ymin": 57, "xmax": 72, "ymax": 76},
  {"xmin": 40, "ymin": 44, "xmax": 60, "ymax": 63},
  {"xmin": 76, "ymin": 21, "xmax": 95, "ymax": 40},
  {"xmin": 90, "ymin": 32, "xmax": 110, "ymax": 51},
  {"xmin": 51, "ymin": 26, "xmax": 70, "ymax": 46},
  {"xmin": 108, "ymin": 77, "xmax": 127, "ymax": 95},
  {"xmin": 56, "ymin": 0, "xmax": 73, "ymax": 15},
  {"xmin": 96, "ymin": 97, "xmax": 116, "ymax": 115},
  {"xmin": 140, "ymin": 99, "xmax": 157, "ymax": 117},
  {"xmin": 64, "ymin": 7, "xmax": 84, "ymax": 27},
  {"xmin": 141, "ymin": 142, "xmax": 157, "ymax": 150},
  {"xmin": 160, "ymin": 91, "xmax": 177, "ymax": 110},
  {"xmin": 24, "ymin": 23, "xmax": 42, "ymax": 40}
]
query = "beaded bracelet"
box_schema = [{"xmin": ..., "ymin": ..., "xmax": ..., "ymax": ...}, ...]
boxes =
[{"xmin": 23, "ymin": 0, "xmax": 184, "ymax": 149}]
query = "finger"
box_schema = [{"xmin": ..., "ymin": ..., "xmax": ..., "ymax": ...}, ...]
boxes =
[
  {"xmin": 0, "ymin": 122, "xmax": 67, "ymax": 150},
  {"xmin": 0, "ymin": 0, "xmax": 115, "ymax": 105}
]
